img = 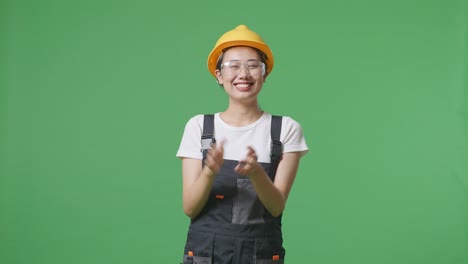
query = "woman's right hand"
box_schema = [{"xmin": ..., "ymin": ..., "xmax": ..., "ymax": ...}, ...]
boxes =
[{"xmin": 204, "ymin": 140, "xmax": 225, "ymax": 176}]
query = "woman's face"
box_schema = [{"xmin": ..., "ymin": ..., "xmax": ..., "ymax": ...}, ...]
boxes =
[{"xmin": 215, "ymin": 46, "xmax": 266, "ymax": 102}]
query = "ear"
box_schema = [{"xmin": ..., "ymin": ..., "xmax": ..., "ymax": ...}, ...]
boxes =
[{"xmin": 215, "ymin": 70, "xmax": 223, "ymax": 85}]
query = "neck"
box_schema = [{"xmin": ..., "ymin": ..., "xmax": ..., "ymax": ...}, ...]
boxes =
[{"xmin": 221, "ymin": 101, "xmax": 263, "ymax": 127}]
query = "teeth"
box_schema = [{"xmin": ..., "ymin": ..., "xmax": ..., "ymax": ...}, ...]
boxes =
[{"xmin": 236, "ymin": 84, "xmax": 250, "ymax": 88}]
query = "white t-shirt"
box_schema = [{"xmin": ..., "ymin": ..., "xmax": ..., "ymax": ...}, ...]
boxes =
[{"xmin": 176, "ymin": 112, "xmax": 308, "ymax": 163}]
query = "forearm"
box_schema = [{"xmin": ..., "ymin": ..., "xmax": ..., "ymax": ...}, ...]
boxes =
[
  {"xmin": 183, "ymin": 166, "xmax": 215, "ymax": 219},
  {"xmin": 249, "ymin": 166, "xmax": 286, "ymax": 217}
]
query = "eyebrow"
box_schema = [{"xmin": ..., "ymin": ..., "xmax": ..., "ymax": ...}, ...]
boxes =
[{"xmin": 225, "ymin": 59, "xmax": 261, "ymax": 62}]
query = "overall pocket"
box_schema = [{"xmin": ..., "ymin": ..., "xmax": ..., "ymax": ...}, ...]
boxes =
[
  {"xmin": 255, "ymin": 259, "xmax": 284, "ymax": 264},
  {"xmin": 255, "ymin": 237, "xmax": 285, "ymax": 263},
  {"xmin": 182, "ymin": 255, "xmax": 212, "ymax": 264},
  {"xmin": 182, "ymin": 229, "xmax": 214, "ymax": 264}
]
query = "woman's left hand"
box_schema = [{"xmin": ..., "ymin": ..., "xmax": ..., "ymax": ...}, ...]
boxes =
[{"xmin": 234, "ymin": 146, "xmax": 261, "ymax": 177}]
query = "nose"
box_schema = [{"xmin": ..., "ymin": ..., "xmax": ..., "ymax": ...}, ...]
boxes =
[{"xmin": 237, "ymin": 64, "xmax": 250, "ymax": 78}]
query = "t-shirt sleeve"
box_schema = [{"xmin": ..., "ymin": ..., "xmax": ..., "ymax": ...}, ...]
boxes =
[
  {"xmin": 176, "ymin": 115, "xmax": 204, "ymax": 160},
  {"xmin": 281, "ymin": 117, "xmax": 309, "ymax": 157}
]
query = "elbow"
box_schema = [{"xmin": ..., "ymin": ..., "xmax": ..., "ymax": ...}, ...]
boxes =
[
  {"xmin": 182, "ymin": 194, "xmax": 204, "ymax": 219},
  {"xmin": 271, "ymin": 212, "xmax": 282, "ymax": 217},
  {"xmin": 269, "ymin": 196, "xmax": 286, "ymax": 217},
  {"xmin": 183, "ymin": 205, "xmax": 199, "ymax": 219},
  {"xmin": 270, "ymin": 207, "xmax": 285, "ymax": 217},
  {"xmin": 269, "ymin": 202, "xmax": 285, "ymax": 217},
  {"xmin": 184, "ymin": 211, "xmax": 197, "ymax": 219},
  {"xmin": 182, "ymin": 195, "xmax": 196, "ymax": 218},
  {"xmin": 271, "ymin": 211, "xmax": 283, "ymax": 217}
]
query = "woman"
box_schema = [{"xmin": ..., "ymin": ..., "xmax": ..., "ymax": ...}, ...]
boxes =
[{"xmin": 177, "ymin": 25, "xmax": 308, "ymax": 264}]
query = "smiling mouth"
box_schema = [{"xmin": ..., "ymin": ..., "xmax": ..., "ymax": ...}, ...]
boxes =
[{"xmin": 235, "ymin": 83, "xmax": 252, "ymax": 90}]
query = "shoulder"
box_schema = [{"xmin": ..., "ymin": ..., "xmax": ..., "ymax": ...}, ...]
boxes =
[
  {"xmin": 274, "ymin": 115, "xmax": 309, "ymax": 155},
  {"xmin": 268, "ymin": 114, "xmax": 304, "ymax": 131},
  {"xmin": 187, "ymin": 114, "xmax": 205, "ymax": 123},
  {"xmin": 177, "ymin": 114, "xmax": 210, "ymax": 159},
  {"xmin": 282, "ymin": 116, "xmax": 303, "ymax": 129},
  {"xmin": 183, "ymin": 114, "xmax": 206, "ymax": 128}
]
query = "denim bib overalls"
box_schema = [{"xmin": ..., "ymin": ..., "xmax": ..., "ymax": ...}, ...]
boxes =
[{"xmin": 182, "ymin": 115, "xmax": 285, "ymax": 264}]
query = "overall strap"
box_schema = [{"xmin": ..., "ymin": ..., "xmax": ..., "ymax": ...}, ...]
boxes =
[
  {"xmin": 201, "ymin": 114, "xmax": 215, "ymax": 159},
  {"xmin": 270, "ymin": 115, "xmax": 283, "ymax": 178}
]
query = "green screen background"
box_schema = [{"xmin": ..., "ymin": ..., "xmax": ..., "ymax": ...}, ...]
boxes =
[{"xmin": 1, "ymin": 0, "xmax": 467, "ymax": 263}]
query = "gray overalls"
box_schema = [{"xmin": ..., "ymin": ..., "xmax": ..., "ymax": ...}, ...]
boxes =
[{"xmin": 182, "ymin": 115, "xmax": 285, "ymax": 264}]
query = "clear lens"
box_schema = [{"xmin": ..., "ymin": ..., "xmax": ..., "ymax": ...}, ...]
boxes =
[{"xmin": 221, "ymin": 60, "xmax": 265, "ymax": 76}]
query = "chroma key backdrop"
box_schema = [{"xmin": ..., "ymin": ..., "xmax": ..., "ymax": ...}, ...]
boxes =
[{"xmin": 1, "ymin": 0, "xmax": 467, "ymax": 263}]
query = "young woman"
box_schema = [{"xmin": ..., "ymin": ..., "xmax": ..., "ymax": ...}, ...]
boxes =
[{"xmin": 177, "ymin": 25, "xmax": 309, "ymax": 264}]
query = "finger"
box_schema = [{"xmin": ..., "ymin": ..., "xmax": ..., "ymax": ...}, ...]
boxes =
[
  {"xmin": 246, "ymin": 145, "xmax": 256, "ymax": 155},
  {"xmin": 217, "ymin": 139, "xmax": 226, "ymax": 152},
  {"xmin": 241, "ymin": 163, "xmax": 255, "ymax": 176},
  {"xmin": 210, "ymin": 139, "xmax": 224, "ymax": 153},
  {"xmin": 234, "ymin": 162, "xmax": 247, "ymax": 175},
  {"xmin": 236, "ymin": 159, "xmax": 255, "ymax": 174},
  {"xmin": 209, "ymin": 143, "xmax": 222, "ymax": 156},
  {"xmin": 207, "ymin": 148, "xmax": 216, "ymax": 158},
  {"xmin": 246, "ymin": 146, "xmax": 258, "ymax": 160},
  {"xmin": 207, "ymin": 152, "xmax": 221, "ymax": 169},
  {"xmin": 206, "ymin": 154, "xmax": 223, "ymax": 173},
  {"xmin": 247, "ymin": 155, "xmax": 257, "ymax": 164}
]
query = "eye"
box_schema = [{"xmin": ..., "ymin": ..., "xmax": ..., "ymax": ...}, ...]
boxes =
[
  {"xmin": 228, "ymin": 63, "xmax": 241, "ymax": 69},
  {"xmin": 248, "ymin": 61, "xmax": 261, "ymax": 68}
]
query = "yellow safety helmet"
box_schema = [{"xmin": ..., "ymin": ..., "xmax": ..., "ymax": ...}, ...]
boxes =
[{"xmin": 207, "ymin": 25, "xmax": 274, "ymax": 78}]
